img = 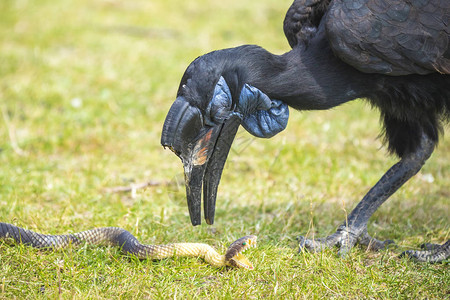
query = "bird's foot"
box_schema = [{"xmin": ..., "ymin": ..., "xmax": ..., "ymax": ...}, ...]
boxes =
[
  {"xmin": 400, "ymin": 240, "xmax": 450, "ymax": 263},
  {"xmin": 298, "ymin": 226, "xmax": 394, "ymax": 257}
]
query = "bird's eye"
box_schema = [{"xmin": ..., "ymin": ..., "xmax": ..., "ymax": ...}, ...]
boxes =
[{"xmin": 242, "ymin": 242, "xmax": 247, "ymax": 246}]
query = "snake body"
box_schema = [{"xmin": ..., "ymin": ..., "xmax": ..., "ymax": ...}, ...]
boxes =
[{"xmin": 0, "ymin": 222, "xmax": 256, "ymax": 269}]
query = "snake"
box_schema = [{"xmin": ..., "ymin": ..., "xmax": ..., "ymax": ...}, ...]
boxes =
[{"xmin": 0, "ymin": 222, "xmax": 257, "ymax": 269}]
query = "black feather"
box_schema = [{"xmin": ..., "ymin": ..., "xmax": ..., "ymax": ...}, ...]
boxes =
[{"xmin": 174, "ymin": 0, "xmax": 449, "ymax": 159}]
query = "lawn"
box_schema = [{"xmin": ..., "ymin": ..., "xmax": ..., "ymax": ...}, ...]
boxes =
[{"xmin": 0, "ymin": 0, "xmax": 449, "ymax": 298}]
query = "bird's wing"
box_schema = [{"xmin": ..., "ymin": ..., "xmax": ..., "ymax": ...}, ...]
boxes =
[
  {"xmin": 325, "ymin": 0, "xmax": 450, "ymax": 75},
  {"xmin": 283, "ymin": 0, "xmax": 332, "ymax": 48}
]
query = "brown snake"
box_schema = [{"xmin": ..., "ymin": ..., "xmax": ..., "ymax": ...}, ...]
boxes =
[{"xmin": 0, "ymin": 222, "xmax": 257, "ymax": 269}]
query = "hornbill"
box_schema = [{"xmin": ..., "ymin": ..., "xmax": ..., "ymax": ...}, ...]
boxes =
[{"xmin": 161, "ymin": 0, "xmax": 450, "ymax": 262}]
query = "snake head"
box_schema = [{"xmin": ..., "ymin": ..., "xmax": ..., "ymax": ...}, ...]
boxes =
[{"xmin": 225, "ymin": 235, "xmax": 257, "ymax": 269}]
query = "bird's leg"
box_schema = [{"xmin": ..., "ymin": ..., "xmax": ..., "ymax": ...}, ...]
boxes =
[{"xmin": 299, "ymin": 133, "xmax": 436, "ymax": 257}]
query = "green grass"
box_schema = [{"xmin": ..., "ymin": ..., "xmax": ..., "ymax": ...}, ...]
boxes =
[{"xmin": 1, "ymin": 0, "xmax": 449, "ymax": 298}]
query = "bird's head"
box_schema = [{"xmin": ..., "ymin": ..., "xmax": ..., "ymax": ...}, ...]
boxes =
[{"xmin": 161, "ymin": 47, "xmax": 289, "ymax": 226}]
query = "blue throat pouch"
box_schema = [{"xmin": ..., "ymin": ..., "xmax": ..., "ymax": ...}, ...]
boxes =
[
  {"xmin": 238, "ymin": 83, "xmax": 289, "ymax": 138},
  {"xmin": 206, "ymin": 77, "xmax": 289, "ymax": 138}
]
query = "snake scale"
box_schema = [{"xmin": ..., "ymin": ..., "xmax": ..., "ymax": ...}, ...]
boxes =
[{"xmin": 0, "ymin": 222, "xmax": 257, "ymax": 269}]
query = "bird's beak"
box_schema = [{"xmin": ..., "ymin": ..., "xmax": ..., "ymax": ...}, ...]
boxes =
[{"xmin": 161, "ymin": 97, "xmax": 241, "ymax": 225}]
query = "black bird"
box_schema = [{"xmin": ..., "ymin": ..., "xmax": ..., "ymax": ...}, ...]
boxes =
[{"xmin": 161, "ymin": 0, "xmax": 450, "ymax": 262}]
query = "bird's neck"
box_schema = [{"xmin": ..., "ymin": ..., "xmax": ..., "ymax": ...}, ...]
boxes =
[{"xmin": 217, "ymin": 42, "xmax": 375, "ymax": 111}]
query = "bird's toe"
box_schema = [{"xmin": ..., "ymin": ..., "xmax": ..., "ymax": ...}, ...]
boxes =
[
  {"xmin": 297, "ymin": 235, "xmax": 333, "ymax": 253},
  {"xmin": 399, "ymin": 240, "xmax": 450, "ymax": 263},
  {"xmin": 358, "ymin": 230, "xmax": 396, "ymax": 251},
  {"xmin": 297, "ymin": 230, "xmax": 356, "ymax": 254},
  {"xmin": 420, "ymin": 243, "xmax": 441, "ymax": 251}
]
